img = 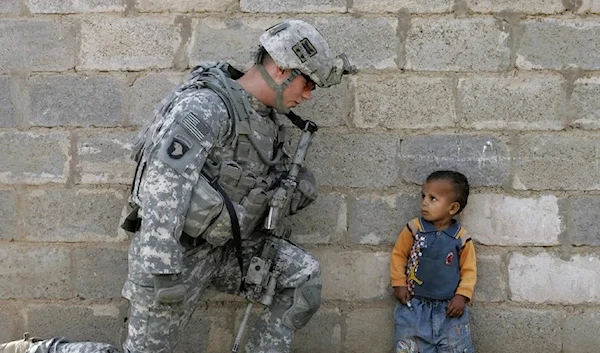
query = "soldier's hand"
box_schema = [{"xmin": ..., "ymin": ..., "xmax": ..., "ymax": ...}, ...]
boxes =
[
  {"xmin": 446, "ymin": 294, "xmax": 468, "ymax": 317},
  {"xmin": 153, "ymin": 274, "xmax": 186, "ymax": 304},
  {"xmin": 290, "ymin": 167, "xmax": 317, "ymax": 214},
  {"xmin": 393, "ymin": 286, "xmax": 411, "ymax": 305}
]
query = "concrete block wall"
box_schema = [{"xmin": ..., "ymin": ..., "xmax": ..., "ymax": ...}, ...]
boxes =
[{"xmin": 0, "ymin": 1, "xmax": 599, "ymax": 352}]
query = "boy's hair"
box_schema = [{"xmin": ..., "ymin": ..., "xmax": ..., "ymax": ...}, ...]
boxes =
[{"xmin": 426, "ymin": 170, "xmax": 470, "ymax": 213}]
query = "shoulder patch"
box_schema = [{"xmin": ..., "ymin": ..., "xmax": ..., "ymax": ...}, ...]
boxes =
[
  {"xmin": 181, "ymin": 111, "xmax": 212, "ymax": 142},
  {"xmin": 167, "ymin": 134, "xmax": 192, "ymax": 159}
]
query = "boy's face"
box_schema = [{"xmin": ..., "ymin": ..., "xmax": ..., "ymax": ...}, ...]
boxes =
[{"xmin": 420, "ymin": 179, "xmax": 460, "ymax": 223}]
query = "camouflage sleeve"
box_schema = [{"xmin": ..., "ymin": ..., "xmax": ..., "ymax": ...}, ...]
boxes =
[{"xmin": 136, "ymin": 89, "xmax": 231, "ymax": 275}]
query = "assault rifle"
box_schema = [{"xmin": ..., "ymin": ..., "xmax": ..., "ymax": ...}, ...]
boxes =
[{"xmin": 231, "ymin": 112, "xmax": 318, "ymax": 352}]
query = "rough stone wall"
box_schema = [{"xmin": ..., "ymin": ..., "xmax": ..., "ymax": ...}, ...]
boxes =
[{"xmin": 1, "ymin": 1, "xmax": 600, "ymax": 352}]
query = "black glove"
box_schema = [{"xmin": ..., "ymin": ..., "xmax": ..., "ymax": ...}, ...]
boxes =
[
  {"xmin": 290, "ymin": 167, "xmax": 318, "ymax": 214},
  {"xmin": 153, "ymin": 274, "xmax": 186, "ymax": 304}
]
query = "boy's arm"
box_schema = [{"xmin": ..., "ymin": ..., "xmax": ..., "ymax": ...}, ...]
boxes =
[
  {"xmin": 456, "ymin": 239, "xmax": 477, "ymax": 300},
  {"xmin": 390, "ymin": 226, "xmax": 413, "ymax": 287}
]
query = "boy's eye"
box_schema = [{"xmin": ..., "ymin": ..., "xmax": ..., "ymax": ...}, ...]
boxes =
[{"xmin": 421, "ymin": 193, "xmax": 425, "ymax": 199}]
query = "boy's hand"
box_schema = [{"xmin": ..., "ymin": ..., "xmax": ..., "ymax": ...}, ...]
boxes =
[
  {"xmin": 446, "ymin": 294, "xmax": 468, "ymax": 317},
  {"xmin": 393, "ymin": 286, "xmax": 411, "ymax": 305}
]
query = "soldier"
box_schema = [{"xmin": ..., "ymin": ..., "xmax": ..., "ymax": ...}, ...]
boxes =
[{"xmin": 0, "ymin": 19, "xmax": 355, "ymax": 353}]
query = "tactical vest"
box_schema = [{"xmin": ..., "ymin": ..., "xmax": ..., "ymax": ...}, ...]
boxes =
[{"xmin": 127, "ymin": 62, "xmax": 289, "ymax": 247}]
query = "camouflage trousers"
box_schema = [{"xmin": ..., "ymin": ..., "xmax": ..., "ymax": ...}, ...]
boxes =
[{"xmin": 121, "ymin": 232, "xmax": 321, "ymax": 353}]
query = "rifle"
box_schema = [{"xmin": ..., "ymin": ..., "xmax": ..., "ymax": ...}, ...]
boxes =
[{"xmin": 231, "ymin": 112, "xmax": 318, "ymax": 352}]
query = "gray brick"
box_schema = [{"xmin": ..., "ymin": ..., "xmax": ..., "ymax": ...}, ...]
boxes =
[
  {"xmin": 0, "ymin": 76, "xmax": 16, "ymax": 127},
  {"xmin": 0, "ymin": 19, "xmax": 76, "ymax": 72},
  {"xmin": 0, "ymin": 131, "xmax": 69, "ymax": 185},
  {"xmin": 465, "ymin": 0, "xmax": 564, "ymax": 14},
  {"xmin": 0, "ymin": 190, "xmax": 17, "ymax": 240},
  {"xmin": 29, "ymin": 74, "xmax": 125, "ymax": 127},
  {"xmin": 289, "ymin": 193, "xmax": 346, "ymax": 245},
  {"xmin": 458, "ymin": 74, "xmax": 565, "ymax": 130},
  {"xmin": 512, "ymin": 135, "xmax": 600, "ymax": 191},
  {"xmin": 294, "ymin": 76, "xmax": 353, "ymax": 127},
  {"xmin": 470, "ymin": 307, "xmax": 563, "ymax": 353},
  {"xmin": 0, "ymin": 0, "xmax": 21, "ymax": 14},
  {"xmin": 399, "ymin": 135, "xmax": 510, "ymax": 187},
  {"xmin": 73, "ymin": 247, "xmax": 128, "ymax": 299},
  {"xmin": 79, "ymin": 17, "xmax": 180, "ymax": 71},
  {"xmin": 570, "ymin": 196, "xmax": 600, "ymax": 246},
  {"xmin": 406, "ymin": 18, "xmax": 511, "ymax": 71},
  {"xmin": 174, "ymin": 308, "xmax": 232, "ymax": 353},
  {"xmin": 292, "ymin": 308, "xmax": 342, "ymax": 353},
  {"xmin": 0, "ymin": 305, "xmax": 23, "ymax": 341},
  {"xmin": 356, "ymin": 74, "xmax": 455, "ymax": 129},
  {"xmin": 0, "ymin": 245, "xmax": 71, "ymax": 299},
  {"xmin": 509, "ymin": 252, "xmax": 600, "ymax": 304},
  {"xmin": 575, "ymin": 0, "xmax": 600, "ymax": 13},
  {"xmin": 568, "ymin": 77, "xmax": 600, "ymax": 129},
  {"xmin": 307, "ymin": 132, "xmax": 400, "ymax": 188},
  {"xmin": 346, "ymin": 307, "xmax": 393, "ymax": 353},
  {"xmin": 564, "ymin": 311, "xmax": 600, "ymax": 353},
  {"xmin": 27, "ymin": 0, "xmax": 124, "ymax": 13},
  {"xmin": 308, "ymin": 17, "xmax": 398, "ymax": 70},
  {"xmin": 75, "ymin": 130, "xmax": 138, "ymax": 184},
  {"xmin": 348, "ymin": 193, "xmax": 420, "ymax": 245},
  {"xmin": 352, "ymin": 0, "xmax": 453, "ymax": 13},
  {"xmin": 242, "ymin": 0, "xmax": 346, "ymax": 13},
  {"xmin": 517, "ymin": 19, "xmax": 600, "ymax": 70},
  {"xmin": 315, "ymin": 249, "xmax": 390, "ymax": 300},
  {"xmin": 23, "ymin": 188, "xmax": 127, "ymax": 242},
  {"xmin": 130, "ymin": 73, "xmax": 182, "ymax": 127},
  {"xmin": 26, "ymin": 303, "xmax": 126, "ymax": 347},
  {"xmin": 460, "ymin": 194, "xmax": 562, "ymax": 246},
  {"xmin": 137, "ymin": 0, "xmax": 236, "ymax": 12},
  {"xmin": 473, "ymin": 254, "xmax": 506, "ymax": 302}
]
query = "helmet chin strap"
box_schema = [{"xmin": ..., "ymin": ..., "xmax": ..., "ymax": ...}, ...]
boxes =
[{"xmin": 256, "ymin": 63, "xmax": 299, "ymax": 114}]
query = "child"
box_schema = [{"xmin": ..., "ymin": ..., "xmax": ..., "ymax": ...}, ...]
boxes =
[{"xmin": 390, "ymin": 170, "xmax": 476, "ymax": 353}]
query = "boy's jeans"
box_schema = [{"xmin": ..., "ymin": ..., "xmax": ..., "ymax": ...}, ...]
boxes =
[{"xmin": 393, "ymin": 296, "xmax": 474, "ymax": 353}]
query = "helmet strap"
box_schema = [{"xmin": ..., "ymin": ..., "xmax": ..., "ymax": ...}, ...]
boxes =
[{"xmin": 256, "ymin": 63, "xmax": 300, "ymax": 114}]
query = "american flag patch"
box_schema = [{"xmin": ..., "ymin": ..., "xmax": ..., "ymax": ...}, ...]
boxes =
[{"xmin": 181, "ymin": 112, "xmax": 211, "ymax": 141}]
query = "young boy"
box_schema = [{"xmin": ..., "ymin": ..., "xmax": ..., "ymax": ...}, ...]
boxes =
[{"xmin": 390, "ymin": 170, "xmax": 476, "ymax": 353}]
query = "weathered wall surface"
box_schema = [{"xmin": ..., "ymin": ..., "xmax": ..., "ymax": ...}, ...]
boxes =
[{"xmin": 1, "ymin": 1, "xmax": 599, "ymax": 352}]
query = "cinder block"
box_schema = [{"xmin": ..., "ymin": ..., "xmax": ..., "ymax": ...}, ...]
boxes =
[
  {"xmin": 458, "ymin": 73, "xmax": 565, "ymax": 130},
  {"xmin": 315, "ymin": 249, "xmax": 390, "ymax": 300},
  {"xmin": 0, "ymin": 190, "xmax": 17, "ymax": 240},
  {"xmin": 292, "ymin": 308, "xmax": 343, "ymax": 353},
  {"xmin": 355, "ymin": 74, "xmax": 455, "ymax": 129},
  {"xmin": 174, "ymin": 308, "xmax": 233, "ymax": 353},
  {"xmin": 0, "ymin": 245, "xmax": 71, "ymax": 299},
  {"xmin": 470, "ymin": 306, "xmax": 564, "ymax": 353},
  {"xmin": 129, "ymin": 72, "xmax": 183, "ymax": 127},
  {"xmin": 79, "ymin": 17, "xmax": 180, "ymax": 71},
  {"xmin": 28, "ymin": 74, "xmax": 125, "ymax": 127},
  {"xmin": 0, "ymin": 19, "xmax": 76, "ymax": 72},
  {"xmin": 348, "ymin": 193, "xmax": 420, "ymax": 245},
  {"xmin": 564, "ymin": 311, "xmax": 600, "ymax": 353},
  {"xmin": 289, "ymin": 193, "xmax": 346, "ymax": 245},
  {"xmin": 473, "ymin": 254, "xmax": 506, "ymax": 302},
  {"xmin": 406, "ymin": 18, "xmax": 510, "ymax": 71},
  {"xmin": 352, "ymin": 0, "xmax": 453, "ymax": 13},
  {"xmin": 0, "ymin": 305, "xmax": 23, "ymax": 341},
  {"xmin": 73, "ymin": 247, "xmax": 128, "ymax": 299},
  {"xmin": 517, "ymin": 19, "xmax": 600, "ymax": 70},
  {"xmin": 0, "ymin": 0, "xmax": 21, "ymax": 14},
  {"xmin": 512, "ymin": 135, "xmax": 600, "ymax": 191},
  {"xmin": 26, "ymin": 0, "xmax": 123, "ymax": 13},
  {"xmin": 25, "ymin": 303, "xmax": 127, "ymax": 347},
  {"xmin": 575, "ymin": 0, "xmax": 600, "ymax": 13},
  {"xmin": 465, "ymin": 0, "xmax": 564, "ymax": 14},
  {"xmin": 460, "ymin": 194, "xmax": 562, "ymax": 246},
  {"xmin": 137, "ymin": 0, "xmax": 236, "ymax": 12},
  {"xmin": 75, "ymin": 130, "xmax": 138, "ymax": 184},
  {"xmin": 294, "ymin": 76, "xmax": 353, "ymax": 128},
  {"xmin": 23, "ymin": 188, "xmax": 128, "ymax": 242},
  {"xmin": 509, "ymin": 252, "xmax": 600, "ymax": 304},
  {"xmin": 346, "ymin": 307, "xmax": 394, "ymax": 353},
  {"xmin": 399, "ymin": 135, "xmax": 510, "ymax": 187},
  {"xmin": 0, "ymin": 76, "xmax": 16, "ymax": 128},
  {"xmin": 241, "ymin": 0, "xmax": 346, "ymax": 13},
  {"xmin": 306, "ymin": 132, "xmax": 400, "ymax": 188},
  {"xmin": 0, "ymin": 131, "xmax": 69, "ymax": 185},
  {"xmin": 569, "ymin": 196, "xmax": 600, "ymax": 246},
  {"xmin": 568, "ymin": 77, "xmax": 600, "ymax": 129}
]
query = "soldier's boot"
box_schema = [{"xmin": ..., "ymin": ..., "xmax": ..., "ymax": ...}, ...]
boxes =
[{"xmin": 0, "ymin": 333, "xmax": 43, "ymax": 353}]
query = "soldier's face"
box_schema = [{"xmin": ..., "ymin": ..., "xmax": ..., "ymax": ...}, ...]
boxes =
[{"xmin": 282, "ymin": 72, "xmax": 313, "ymax": 108}]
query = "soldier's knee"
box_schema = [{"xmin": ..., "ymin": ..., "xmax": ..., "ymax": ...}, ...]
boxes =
[{"xmin": 273, "ymin": 276, "xmax": 322, "ymax": 330}]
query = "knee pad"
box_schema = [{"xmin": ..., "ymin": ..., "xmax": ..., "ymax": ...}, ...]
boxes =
[{"xmin": 272, "ymin": 277, "xmax": 322, "ymax": 330}]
